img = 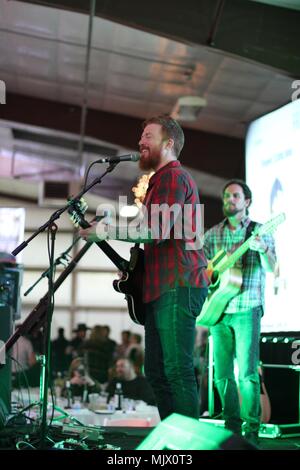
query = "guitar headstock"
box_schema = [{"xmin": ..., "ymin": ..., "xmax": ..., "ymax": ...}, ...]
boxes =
[
  {"xmin": 67, "ymin": 197, "xmax": 89, "ymax": 228},
  {"xmin": 254, "ymin": 212, "xmax": 286, "ymax": 237}
]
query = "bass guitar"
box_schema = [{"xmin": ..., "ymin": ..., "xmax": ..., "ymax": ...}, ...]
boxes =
[
  {"xmin": 68, "ymin": 198, "xmax": 145, "ymax": 325},
  {"xmin": 196, "ymin": 212, "xmax": 285, "ymax": 327}
]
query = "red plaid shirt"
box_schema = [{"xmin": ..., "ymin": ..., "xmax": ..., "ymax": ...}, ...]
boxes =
[{"xmin": 142, "ymin": 161, "xmax": 209, "ymax": 303}]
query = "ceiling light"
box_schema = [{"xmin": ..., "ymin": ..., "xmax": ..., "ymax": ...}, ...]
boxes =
[
  {"xmin": 171, "ymin": 96, "xmax": 207, "ymax": 122},
  {"xmin": 119, "ymin": 205, "xmax": 139, "ymax": 218}
]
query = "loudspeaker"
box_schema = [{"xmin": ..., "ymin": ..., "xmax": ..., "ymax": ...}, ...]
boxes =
[
  {"xmin": 137, "ymin": 413, "xmax": 256, "ymax": 450},
  {"xmin": 263, "ymin": 366, "xmax": 299, "ymax": 424}
]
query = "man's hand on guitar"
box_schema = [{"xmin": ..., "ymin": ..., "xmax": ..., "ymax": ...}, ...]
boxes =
[
  {"xmin": 249, "ymin": 236, "xmax": 268, "ymax": 255},
  {"xmin": 79, "ymin": 220, "xmax": 108, "ymax": 242},
  {"xmin": 205, "ymin": 260, "xmax": 214, "ymax": 281}
]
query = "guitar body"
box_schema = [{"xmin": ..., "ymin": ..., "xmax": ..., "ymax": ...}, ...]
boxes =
[
  {"xmin": 196, "ymin": 264, "xmax": 243, "ymax": 327},
  {"xmin": 113, "ymin": 247, "xmax": 145, "ymax": 326},
  {"xmin": 196, "ymin": 211, "xmax": 286, "ymax": 327}
]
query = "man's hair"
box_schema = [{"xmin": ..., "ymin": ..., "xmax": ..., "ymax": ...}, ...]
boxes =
[
  {"xmin": 222, "ymin": 179, "xmax": 252, "ymax": 214},
  {"xmin": 142, "ymin": 114, "xmax": 185, "ymax": 158}
]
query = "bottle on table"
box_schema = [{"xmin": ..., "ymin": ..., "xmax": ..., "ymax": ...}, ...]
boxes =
[{"xmin": 115, "ymin": 382, "xmax": 124, "ymax": 411}]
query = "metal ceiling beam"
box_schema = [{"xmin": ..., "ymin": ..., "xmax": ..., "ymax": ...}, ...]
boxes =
[
  {"xmin": 77, "ymin": 0, "xmax": 96, "ymax": 174},
  {"xmin": 18, "ymin": 0, "xmax": 300, "ymax": 75},
  {"xmin": 0, "ymin": 92, "xmax": 244, "ymax": 180}
]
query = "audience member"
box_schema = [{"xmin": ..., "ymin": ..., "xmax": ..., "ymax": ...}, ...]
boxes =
[
  {"xmin": 102, "ymin": 325, "xmax": 117, "ymax": 358},
  {"xmin": 81, "ymin": 325, "xmax": 114, "ymax": 384},
  {"xmin": 106, "ymin": 358, "xmax": 156, "ymax": 406},
  {"xmin": 51, "ymin": 327, "xmax": 71, "ymax": 375},
  {"xmin": 11, "ymin": 334, "xmax": 40, "ymax": 387},
  {"xmin": 11, "ymin": 335, "xmax": 36, "ymax": 373},
  {"xmin": 115, "ymin": 330, "xmax": 131, "ymax": 359},
  {"xmin": 62, "ymin": 357, "xmax": 101, "ymax": 401},
  {"xmin": 125, "ymin": 333, "xmax": 144, "ymax": 374},
  {"xmin": 67, "ymin": 323, "xmax": 90, "ymax": 358},
  {"xmin": 28, "ymin": 328, "xmax": 44, "ymax": 355}
]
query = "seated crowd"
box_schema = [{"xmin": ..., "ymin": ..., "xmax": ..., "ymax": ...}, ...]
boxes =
[{"xmin": 11, "ymin": 323, "xmax": 155, "ymax": 407}]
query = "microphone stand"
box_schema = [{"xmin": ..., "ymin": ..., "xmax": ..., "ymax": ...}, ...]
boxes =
[
  {"xmin": 12, "ymin": 163, "xmax": 118, "ymax": 258},
  {"xmin": 23, "ymin": 235, "xmax": 81, "ymax": 297},
  {"xmin": 9, "ymin": 162, "xmax": 119, "ymax": 449},
  {"xmin": 4, "ymin": 239, "xmax": 94, "ymax": 352},
  {"xmin": 40, "ymin": 221, "xmax": 56, "ymax": 448}
]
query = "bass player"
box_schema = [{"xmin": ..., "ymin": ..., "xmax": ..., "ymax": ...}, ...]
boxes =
[{"xmin": 203, "ymin": 179, "xmax": 276, "ymax": 446}]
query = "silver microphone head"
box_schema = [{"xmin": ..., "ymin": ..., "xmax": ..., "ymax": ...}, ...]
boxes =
[{"xmin": 131, "ymin": 152, "xmax": 140, "ymax": 162}]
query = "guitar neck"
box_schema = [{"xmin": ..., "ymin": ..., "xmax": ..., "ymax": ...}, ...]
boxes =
[
  {"xmin": 73, "ymin": 212, "xmax": 129, "ymax": 272},
  {"xmin": 212, "ymin": 212, "xmax": 285, "ymax": 275},
  {"xmin": 95, "ymin": 240, "xmax": 128, "ymax": 272}
]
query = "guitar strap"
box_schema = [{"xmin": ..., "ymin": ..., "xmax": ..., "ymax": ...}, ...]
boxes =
[{"xmin": 242, "ymin": 220, "xmax": 260, "ymax": 268}]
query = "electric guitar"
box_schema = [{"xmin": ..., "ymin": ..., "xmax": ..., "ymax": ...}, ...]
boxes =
[
  {"xmin": 196, "ymin": 212, "xmax": 286, "ymax": 327},
  {"xmin": 68, "ymin": 198, "xmax": 145, "ymax": 325}
]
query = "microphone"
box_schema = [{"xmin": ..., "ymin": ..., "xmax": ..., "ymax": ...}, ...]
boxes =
[{"xmin": 95, "ymin": 153, "xmax": 140, "ymax": 164}]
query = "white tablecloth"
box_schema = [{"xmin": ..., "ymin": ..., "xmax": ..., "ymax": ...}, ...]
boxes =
[{"xmin": 11, "ymin": 389, "xmax": 161, "ymax": 428}]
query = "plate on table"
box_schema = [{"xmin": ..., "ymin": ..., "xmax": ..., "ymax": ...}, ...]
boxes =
[{"xmin": 93, "ymin": 409, "xmax": 115, "ymax": 414}]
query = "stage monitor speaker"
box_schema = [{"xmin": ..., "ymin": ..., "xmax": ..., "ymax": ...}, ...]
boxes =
[
  {"xmin": 137, "ymin": 413, "xmax": 256, "ymax": 450},
  {"xmin": 0, "ymin": 265, "xmax": 23, "ymax": 320},
  {"xmin": 0, "ymin": 397, "xmax": 9, "ymax": 429},
  {"xmin": 0, "ymin": 305, "xmax": 13, "ymax": 424}
]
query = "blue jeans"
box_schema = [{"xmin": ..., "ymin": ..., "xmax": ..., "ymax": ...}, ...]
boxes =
[
  {"xmin": 211, "ymin": 307, "xmax": 262, "ymax": 434},
  {"xmin": 144, "ymin": 287, "xmax": 208, "ymax": 420}
]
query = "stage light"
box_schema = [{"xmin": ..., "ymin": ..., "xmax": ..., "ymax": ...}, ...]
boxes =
[
  {"xmin": 171, "ymin": 96, "xmax": 207, "ymax": 122},
  {"xmin": 119, "ymin": 205, "xmax": 139, "ymax": 218}
]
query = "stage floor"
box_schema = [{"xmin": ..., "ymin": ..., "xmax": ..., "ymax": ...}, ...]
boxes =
[{"xmin": 1, "ymin": 421, "xmax": 300, "ymax": 451}]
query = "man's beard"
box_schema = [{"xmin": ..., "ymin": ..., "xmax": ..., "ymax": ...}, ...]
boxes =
[
  {"xmin": 139, "ymin": 151, "xmax": 161, "ymax": 171},
  {"xmin": 223, "ymin": 205, "xmax": 240, "ymax": 217}
]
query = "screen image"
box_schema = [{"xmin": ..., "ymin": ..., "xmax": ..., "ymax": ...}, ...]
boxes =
[
  {"xmin": 246, "ymin": 98, "xmax": 300, "ymax": 333},
  {"xmin": 0, "ymin": 207, "xmax": 25, "ymax": 263}
]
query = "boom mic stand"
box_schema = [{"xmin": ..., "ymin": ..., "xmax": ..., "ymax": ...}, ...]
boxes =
[
  {"xmin": 23, "ymin": 235, "xmax": 79, "ymax": 298},
  {"xmin": 8, "ymin": 162, "xmax": 119, "ymax": 449},
  {"xmin": 4, "ymin": 239, "xmax": 93, "ymax": 354},
  {"xmin": 2, "ymin": 240, "xmax": 93, "ymax": 434}
]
